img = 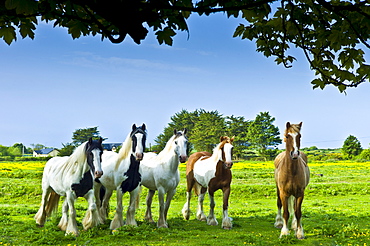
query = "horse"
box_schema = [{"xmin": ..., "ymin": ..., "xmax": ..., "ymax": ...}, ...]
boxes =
[
  {"xmin": 94, "ymin": 123, "xmax": 146, "ymax": 231},
  {"xmin": 182, "ymin": 136, "xmax": 234, "ymax": 229},
  {"xmin": 274, "ymin": 122, "xmax": 310, "ymax": 239},
  {"xmin": 34, "ymin": 137, "xmax": 104, "ymax": 236},
  {"xmin": 138, "ymin": 129, "xmax": 188, "ymax": 228}
]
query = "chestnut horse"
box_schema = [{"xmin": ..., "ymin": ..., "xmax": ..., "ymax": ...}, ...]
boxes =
[
  {"xmin": 274, "ymin": 122, "xmax": 310, "ymax": 239},
  {"xmin": 182, "ymin": 136, "xmax": 234, "ymax": 229}
]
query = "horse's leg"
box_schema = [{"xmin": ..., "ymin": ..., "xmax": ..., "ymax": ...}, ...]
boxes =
[
  {"xmin": 196, "ymin": 187, "xmax": 207, "ymax": 221},
  {"xmin": 294, "ymin": 195, "xmax": 305, "ymax": 239},
  {"xmin": 110, "ymin": 188, "xmax": 124, "ymax": 230},
  {"xmin": 157, "ymin": 187, "xmax": 168, "ymax": 228},
  {"xmin": 206, "ymin": 189, "xmax": 218, "ymax": 226},
  {"xmin": 182, "ymin": 190, "xmax": 192, "ymax": 220},
  {"xmin": 65, "ymin": 192, "xmax": 79, "ymax": 236},
  {"xmin": 291, "ymin": 196, "xmax": 298, "ymax": 230},
  {"xmin": 126, "ymin": 187, "xmax": 140, "ymax": 226},
  {"xmin": 34, "ymin": 186, "xmax": 51, "ymax": 227},
  {"xmin": 58, "ymin": 199, "xmax": 69, "ymax": 231},
  {"xmin": 279, "ymin": 195, "xmax": 290, "ymax": 238},
  {"xmin": 182, "ymin": 175, "xmax": 195, "ymax": 220},
  {"xmin": 100, "ymin": 188, "xmax": 113, "ymax": 222},
  {"xmin": 163, "ymin": 188, "xmax": 176, "ymax": 227},
  {"xmin": 221, "ymin": 186, "xmax": 232, "ymax": 229},
  {"xmin": 82, "ymin": 190, "xmax": 101, "ymax": 230},
  {"xmin": 274, "ymin": 188, "xmax": 284, "ymax": 229},
  {"xmin": 145, "ymin": 189, "xmax": 155, "ymax": 223}
]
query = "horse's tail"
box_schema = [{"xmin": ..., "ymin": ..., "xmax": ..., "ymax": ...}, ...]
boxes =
[{"xmin": 45, "ymin": 191, "xmax": 60, "ymax": 217}]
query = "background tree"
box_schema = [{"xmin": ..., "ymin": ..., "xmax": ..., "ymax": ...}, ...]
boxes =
[
  {"xmin": 246, "ymin": 112, "xmax": 281, "ymax": 160},
  {"xmin": 226, "ymin": 115, "xmax": 250, "ymax": 159},
  {"xmin": 1, "ymin": 0, "xmax": 369, "ymax": 91},
  {"xmin": 59, "ymin": 126, "xmax": 105, "ymax": 156},
  {"xmin": 153, "ymin": 109, "xmax": 198, "ymax": 152},
  {"xmin": 58, "ymin": 143, "xmax": 75, "ymax": 157},
  {"xmin": 7, "ymin": 143, "xmax": 24, "ymax": 157},
  {"xmin": 71, "ymin": 126, "xmax": 103, "ymax": 146},
  {"xmin": 342, "ymin": 135, "xmax": 363, "ymax": 159},
  {"xmin": 30, "ymin": 143, "xmax": 46, "ymax": 150},
  {"xmin": 191, "ymin": 109, "xmax": 226, "ymax": 153}
]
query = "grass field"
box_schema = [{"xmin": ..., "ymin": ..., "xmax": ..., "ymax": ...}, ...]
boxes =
[{"xmin": 0, "ymin": 160, "xmax": 369, "ymax": 245}]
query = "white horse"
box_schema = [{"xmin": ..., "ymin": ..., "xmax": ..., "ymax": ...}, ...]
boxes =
[
  {"xmin": 34, "ymin": 138, "xmax": 103, "ymax": 236},
  {"xmin": 94, "ymin": 123, "xmax": 146, "ymax": 231},
  {"xmin": 139, "ymin": 129, "xmax": 188, "ymax": 228}
]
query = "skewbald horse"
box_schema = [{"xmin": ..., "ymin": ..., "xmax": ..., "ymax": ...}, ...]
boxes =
[
  {"xmin": 274, "ymin": 122, "xmax": 310, "ymax": 239},
  {"xmin": 182, "ymin": 136, "xmax": 234, "ymax": 229}
]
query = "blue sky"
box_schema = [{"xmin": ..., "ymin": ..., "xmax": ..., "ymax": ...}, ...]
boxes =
[{"xmin": 1, "ymin": 13, "xmax": 370, "ymax": 150}]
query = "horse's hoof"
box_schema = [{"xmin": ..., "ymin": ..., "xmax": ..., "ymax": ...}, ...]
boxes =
[
  {"xmin": 222, "ymin": 226, "xmax": 232, "ymax": 230},
  {"xmin": 36, "ymin": 224, "xmax": 44, "ymax": 228}
]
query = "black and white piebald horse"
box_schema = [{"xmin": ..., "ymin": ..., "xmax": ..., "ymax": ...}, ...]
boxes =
[
  {"xmin": 34, "ymin": 138, "xmax": 103, "ymax": 236},
  {"xmin": 94, "ymin": 123, "xmax": 147, "ymax": 231}
]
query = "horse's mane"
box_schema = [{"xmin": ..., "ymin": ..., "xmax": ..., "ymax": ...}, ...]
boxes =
[
  {"xmin": 155, "ymin": 134, "xmax": 179, "ymax": 162},
  {"xmin": 60, "ymin": 141, "xmax": 89, "ymax": 178},
  {"xmin": 210, "ymin": 136, "xmax": 232, "ymax": 162},
  {"xmin": 116, "ymin": 133, "xmax": 133, "ymax": 166}
]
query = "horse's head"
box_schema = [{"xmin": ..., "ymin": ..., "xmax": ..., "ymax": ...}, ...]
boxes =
[
  {"xmin": 284, "ymin": 122, "xmax": 302, "ymax": 160},
  {"xmin": 173, "ymin": 128, "xmax": 188, "ymax": 163},
  {"xmin": 86, "ymin": 137, "xmax": 103, "ymax": 179},
  {"xmin": 130, "ymin": 123, "xmax": 147, "ymax": 161},
  {"xmin": 219, "ymin": 136, "xmax": 234, "ymax": 169}
]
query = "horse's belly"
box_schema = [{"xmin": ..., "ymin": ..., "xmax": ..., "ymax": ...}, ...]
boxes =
[{"xmin": 194, "ymin": 162, "xmax": 216, "ymax": 188}]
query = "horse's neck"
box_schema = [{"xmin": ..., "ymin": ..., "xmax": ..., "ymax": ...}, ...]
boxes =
[
  {"xmin": 162, "ymin": 151, "xmax": 180, "ymax": 173},
  {"xmin": 284, "ymin": 151, "xmax": 301, "ymax": 174}
]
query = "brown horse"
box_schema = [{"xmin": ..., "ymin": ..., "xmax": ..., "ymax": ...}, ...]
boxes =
[
  {"xmin": 182, "ymin": 136, "xmax": 234, "ymax": 229},
  {"xmin": 274, "ymin": 122, "xmax": 310, "ymax": 239}
]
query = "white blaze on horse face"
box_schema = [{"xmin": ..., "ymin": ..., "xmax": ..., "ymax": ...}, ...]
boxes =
[
  {"xmin": 175, "ymin": 135, "xmax": 188, "ymax": 163},
  {"xmin": 288, "ymin": 132, "xmax": 300, "ymax": 159},
  {"xmin": 91, "ymin": 149, "xmax": 103, "ymax": 178},
  {"xmin": 223, "ymin": 143, "xmax": 233, "ymax": 167},
  {"xmin": 134, "ymin": 133, "xmax": 144, "ymax": 160}
]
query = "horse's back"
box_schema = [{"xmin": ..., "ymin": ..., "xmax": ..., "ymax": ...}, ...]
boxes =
[{"xmin": 186, "ymin": 151, "xmax": 211, "ymax": 175}]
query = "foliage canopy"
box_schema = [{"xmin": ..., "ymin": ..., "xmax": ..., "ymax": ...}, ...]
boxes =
[
  {"xmin": 342, "ymin": 134, "xmax": 363, "ymax": 159},
  {"xmin": 1, "ymin": 0, "xmax": 369, "ymax": 91}
]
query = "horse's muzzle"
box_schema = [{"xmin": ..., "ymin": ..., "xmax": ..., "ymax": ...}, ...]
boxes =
[
  {"xmin": 136, "ymin": 153, "xmax": 144, "ymax": 161},
  {"xmin": 223, "ymin": 162, "xmax": 233, "ymax": 169},
  {"xmin": 95, "ymin": 171, "xmax": 103, "ymax": 179},
  {"xmin": 290, "ymin": 151, "xmax": 300, "ymax": 160},
  {"xmin": 179, "ymin": 155, "xmax": 188, "ymax": 163}
]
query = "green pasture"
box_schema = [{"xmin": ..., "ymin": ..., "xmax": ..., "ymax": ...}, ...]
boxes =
[{"xmin": 0, "ymin": 160, "xmax": 369, "ymax": 246}]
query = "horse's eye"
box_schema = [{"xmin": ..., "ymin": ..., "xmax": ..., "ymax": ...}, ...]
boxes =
[{"xmin": 175, "ymin": 141, "xmax": 178, "ymax": 145}]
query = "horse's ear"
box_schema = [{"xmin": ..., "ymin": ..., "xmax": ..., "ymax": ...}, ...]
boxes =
[
  {"xmin": 231, "ymin": 136, "xmax": 235, "ymax": 142},
  {"xmin": 174, "ymin": 129, "xmax": 177, "ymax": 135},
  {"xmin": 88, "ymin": 137, "xmax": 93, "ymax": 144},
  {"xmin": 183, "ymin": 128, "xmax": 187, "ymax": 135},
  {"xmin": 220, "ymin": 136, "xmax": 225, "ymax": 142},
  {"xmin": 99, "ymin": 137, "xmax": 103, "ymax": 144},
  {"xmin": 286, "ymin": 122, "xmax": 291, "ymax": 129},
  {"xmin": 141, "ymin": 123, "xmax": 146, "ymax": 131},
  {"xmin": 299, "ymin": 122, "xmax": 303, "ymax": 128},
  {"xmin": 132, "ymin": 124, "xmax": 137, "ymax": 131}
]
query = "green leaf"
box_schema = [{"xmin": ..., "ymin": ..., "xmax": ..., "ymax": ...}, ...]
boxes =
[
  {"xmin": 0, "ymin": 26, "xmax": 17, "ymax": 45},
  {"xmin": 155, "ymin": 27, "xmax": 176, "ymax": 45},
  {"xmin": 5, "ymin": 0, "xmax": 38, "ymax": 15}
]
